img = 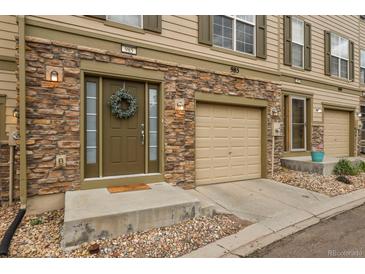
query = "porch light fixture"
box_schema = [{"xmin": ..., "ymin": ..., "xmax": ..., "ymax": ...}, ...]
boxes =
[
  {"xmin": 175, "ymin": 99, "xmax": 185, "ymax": 111},
  {"xmin": 315, "ymin": 107, "xmax": 322, "ymax": 113},
  {"xmin": 12, "ymin": 108, "xmax": 19, "ymax": 119},
  {"xmin": 358, "ymin": 112, "xmax": 362, "ymax": 118},
  {"xmin": 46, "ymin": 66, "xmax": 63, "ymax": 82},
  {"xmin": 50, "ymin": 70, "xmax": 58, "ymax": 82}
]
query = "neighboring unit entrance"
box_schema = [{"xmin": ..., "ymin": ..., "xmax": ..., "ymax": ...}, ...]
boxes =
[
  {"xmin": 324, "ymin": 109, "xmax": 350, "ymax": 157},
  {"xmin": 195, "ymin": 103, "xmax": 262, "ymax": 186}
]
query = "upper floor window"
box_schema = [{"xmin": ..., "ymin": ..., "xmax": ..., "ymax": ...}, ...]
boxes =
[
  {"xmin": 106, "ymin": 15, "xmax": 142, "ymax": 28},
  {"xmin": 361, "ymin": 50, "xmax": 365, "ymax": 84},
  {"xmin": 213, "ymin": 15, "xmax": 256, "ymax": 55},
  {"xmin": 291, "ymin": 17, "xmax": 304, "ymax": 68},
  {"xmin": 330, "ymin": 33, "xmax": 349, "ymax": 79}
]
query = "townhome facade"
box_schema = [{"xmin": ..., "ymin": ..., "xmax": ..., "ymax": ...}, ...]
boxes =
[{"xmin": 0, "ymin": 15, "xmax": 364, "ymax": 209}]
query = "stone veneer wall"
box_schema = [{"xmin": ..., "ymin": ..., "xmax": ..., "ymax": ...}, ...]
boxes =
[
  {"xmin": 312, "ymin": 125, "xmax": 324, "ymax": 151},
  {"xmin": 17, "ymin": 36, "xmax": 283, "ymax": 197},
  {"xmin": 0, "ymin": 144, "xmax": 19, "ymax": 205},
  {"xmin": 0, "ymin": 144, "xmax": 10, "ymax": 204}
]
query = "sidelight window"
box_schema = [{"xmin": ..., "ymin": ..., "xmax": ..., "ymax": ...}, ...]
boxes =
[
  {"xmin": 85, "ymin": 78, "xmax": 99, "ymax": 178},
  {"xmin": 148, "ymin": 85, "xmax": 159, "ymax": 173}
]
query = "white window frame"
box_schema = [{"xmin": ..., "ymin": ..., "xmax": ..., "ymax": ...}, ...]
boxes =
[
  {"xmin": 330, "ymin": 33, "xmax": 349, "ymax": 80},
  {"xmin": 360, "ymin": 50, "xmax": 365, "ymax": 84},
  {"xmin": 106, "ymin": 15, "xmax": 143, "ymax": 28},
  {"xmin": 290, "ymin": 96, "xmax": 307, "ymax": 152},
  {"xmin": 291, "ymin": 17, "xmax": 304, "ymax": 69},
  {"xmin": 213, "ymin": 15, "xmax": 256, "ymax": 56}
]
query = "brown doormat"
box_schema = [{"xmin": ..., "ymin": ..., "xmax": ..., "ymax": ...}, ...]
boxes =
[{"xmin": 107, "ymin": 183, "xmax": 151, "ymax": 194}]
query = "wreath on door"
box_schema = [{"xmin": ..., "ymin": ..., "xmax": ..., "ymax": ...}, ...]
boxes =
[{"xmin": 108, "ymin": 89, "xmax": 138, "ymax": 119}]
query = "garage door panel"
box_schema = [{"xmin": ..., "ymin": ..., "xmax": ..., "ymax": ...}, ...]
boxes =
[
  {"xmin": 324, "ymin": 109, "xmax": 350, "ymax": 157},
  {"xmin": 196, "ymin": 102, "xmax": 262, "ymax": 186}
]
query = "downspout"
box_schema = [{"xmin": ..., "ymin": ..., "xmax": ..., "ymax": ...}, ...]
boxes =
[
  {"xmin": 0, "ymin": 15, "xmax": 27, "ymax": 257},
  {"xmin": 18, "ymin": 15, "xmax": 27, "ymax": 208}
]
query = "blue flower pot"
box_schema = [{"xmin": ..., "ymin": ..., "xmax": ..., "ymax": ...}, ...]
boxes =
[{"xmin": 311, "ymin": 151, "xmax": 324, "ymax": 162}]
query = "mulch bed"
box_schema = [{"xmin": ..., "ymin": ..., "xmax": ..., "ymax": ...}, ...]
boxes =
[
  {"xmin": 0, "ymin": 203, "xmax": 251, "ymax": 258},
  {"xmin": 274, "ymin": 169, "xmax": 365, "ymax": 197}
]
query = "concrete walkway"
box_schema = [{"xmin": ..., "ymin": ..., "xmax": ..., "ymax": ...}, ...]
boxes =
[
  {"xmin": 188, "ymin": 179, "xmax": 329, "ymax": 223},
  {"xmin": 184, "ymin": 179, "xmax": 365, "ymax": 258}
]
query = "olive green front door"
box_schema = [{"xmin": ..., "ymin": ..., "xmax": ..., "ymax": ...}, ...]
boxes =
[{"xmin": 103, "ymin": 79, "xmax": 145, "ymax": 176}]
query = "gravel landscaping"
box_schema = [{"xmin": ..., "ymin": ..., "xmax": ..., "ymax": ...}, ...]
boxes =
[
  {"xmin": 274, "ymin": 169, "xmax": 365, "ymax": 197},
  {"xmin": 0, "ymin": 203, "xmax": 251, "ymax": 258}
]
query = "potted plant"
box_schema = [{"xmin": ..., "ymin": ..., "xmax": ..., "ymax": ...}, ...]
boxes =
[{"xmin": 311, "ymin": 143, "xmax": 324, "ymax": 162}]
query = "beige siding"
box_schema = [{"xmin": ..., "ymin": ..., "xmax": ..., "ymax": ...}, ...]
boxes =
[
  {"xmin": 28, "ymin": 15, "xmax": 280, "ymax": 73},
  {"xmin": 0, "ymin": 70, "xmax": 17, "ymax": 137},
  {"xmin": 280, "ymin": 15, "xmax": 360, "ymax": 89},
  {"xmin": 0, "ymin": 15, "xmax": 17, "ymax": 59}
]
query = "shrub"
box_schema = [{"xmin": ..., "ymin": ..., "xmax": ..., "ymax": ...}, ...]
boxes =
[
  {"xmin": 356, "ymin": 161, "xmax": 365, "ymax": 173},
  {"xmin": 30, "ymin": 217, "xmax": 43, "ymax": 226},
  {"xmin": 333, "ymin": 159, "xmax": 360, "ymax": 176},
  {"xmin": 336, "ymin": 175, "xmax": 352, "ymax": 184}
]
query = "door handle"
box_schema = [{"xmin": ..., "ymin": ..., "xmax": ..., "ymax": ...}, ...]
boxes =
[{"xmin": 140, "ymin": 123, "xmax": 145, "ymax": 145}]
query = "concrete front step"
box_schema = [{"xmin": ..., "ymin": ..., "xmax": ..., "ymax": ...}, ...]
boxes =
[
  {"xmin": 62, "ymin": 182, "xmax": 202, "ymax": 248},
  {"xmin": 281, "ymin": 156, "xmax": 364, "ymax": 175}
]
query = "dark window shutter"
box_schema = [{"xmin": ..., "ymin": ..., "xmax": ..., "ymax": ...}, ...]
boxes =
[
  {"xmin": 198, "ymin": 15, "xmax": 213, "ymax": 46},
  {"xmin": 85, "ymin": 15, "xmax": 106, "ymax": 20},
  {"xmin": 349, "ymin": 40, "xmax": 354, "ymax": 81},
  {"xmin": 284, "ymin": 15, "xmax": 292, "ymax": 66},
  {"xmin": 143, "ymin": 15, "xmax": 162, "ymax": 33},
  {"xmin": 0, "ymin": 96, "xmax": 6, "ymax": 140},
  {"xmin": 304, "ymin": 22, "xmax": 312, "ymax": 71},
  {"xmin": 324, "ymin": 31, "xmax": 331, "ymax": 76},
  {"xmin": 256, "ymin": 15, "xmax": 267, "ymax": 59}
]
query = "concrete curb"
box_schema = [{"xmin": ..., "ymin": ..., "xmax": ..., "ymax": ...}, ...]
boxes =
[{"xmin": 182, "ymin": 188, "xmax": 365, "ymax": 258}]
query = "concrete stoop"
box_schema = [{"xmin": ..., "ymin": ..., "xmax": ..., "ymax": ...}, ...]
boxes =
[
  {"xmin": 281, "ymin": 156, "xmax": 364, "ymax": 175},
  {"xmin": 62, "ymin": 182, "xmax": 205, "ymax": 249}
]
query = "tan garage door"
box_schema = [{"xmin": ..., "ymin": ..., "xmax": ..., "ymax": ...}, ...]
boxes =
[
  {"xmin": 324, "ymin": 109, "xmax": 350, "ymax": 157},
  {"xmin": 196, "ymin": 103, "xmax": 262, "ymax": 185}
]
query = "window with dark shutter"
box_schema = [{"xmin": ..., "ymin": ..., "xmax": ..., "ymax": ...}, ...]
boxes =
[
  {"xmin": 143, "ymin": 15, "xmax": 162, "ymax": 33},
  {"xmin": 0, "ymin": 96, "xmax": 6, "ymax": 140},
  {"xmin": 85, "ymin": 15, "xmax": 106, "ymax": 20},
  {"xmin": 349, "ymin": 41, "xmax": 354, "ymax": 81},
  {"xmin": 283, "ymin": 15, "xmax": 292, "ymax": 66},
  {"xmin": 256, "ymin": 15, "xmax": 267, "ymax": 59},
  {"xmin": 328, "ymin": 32, "xmax": 351, "ymax": 80},
  {"xmin": 198, "ymin": 15, "xmax": 213, "ymax": 46},
  {"xmin": 304, "ymin": 22, "xmax": 311, "ymax": 71},
  {"xmin": 324, "ymin": 31, "xmax": 331, "ymax": 76}
]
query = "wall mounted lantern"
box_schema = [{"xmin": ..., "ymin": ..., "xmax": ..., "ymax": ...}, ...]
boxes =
[
  {"xmin": 175, "ymin": 99, "xmax": 185, "ymax": 111},
  {"xmin": 50, "ymin": 70, "xmax": 59, "ymax": 82},
  {"xmin": 12, "ymin": 108, "xmax": 19, "ymax": 119},
  {"xmin": 315, "ymin": 107, "xmax": 322, "ymax": 113},
  {"xmin": 45, "ymin": 66, "xmax": 63, "ymax": 82}
]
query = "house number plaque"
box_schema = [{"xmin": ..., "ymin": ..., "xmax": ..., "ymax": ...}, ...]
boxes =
[
  {"xmin": 121, "ymin": 44, "xmax": 137, "ymax": 55},
  {"xmin": 230, "ymin": 66, "xmax": 240, "ymax": 73}
]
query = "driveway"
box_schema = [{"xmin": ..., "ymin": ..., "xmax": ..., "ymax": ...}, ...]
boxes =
[
  {"xmin": 249, "ymin": 203, "xmax": 365, "ymax": 257},
  {"xmin": 188, "ymin": 179, "xmax": 329, "ymax": 222}
]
